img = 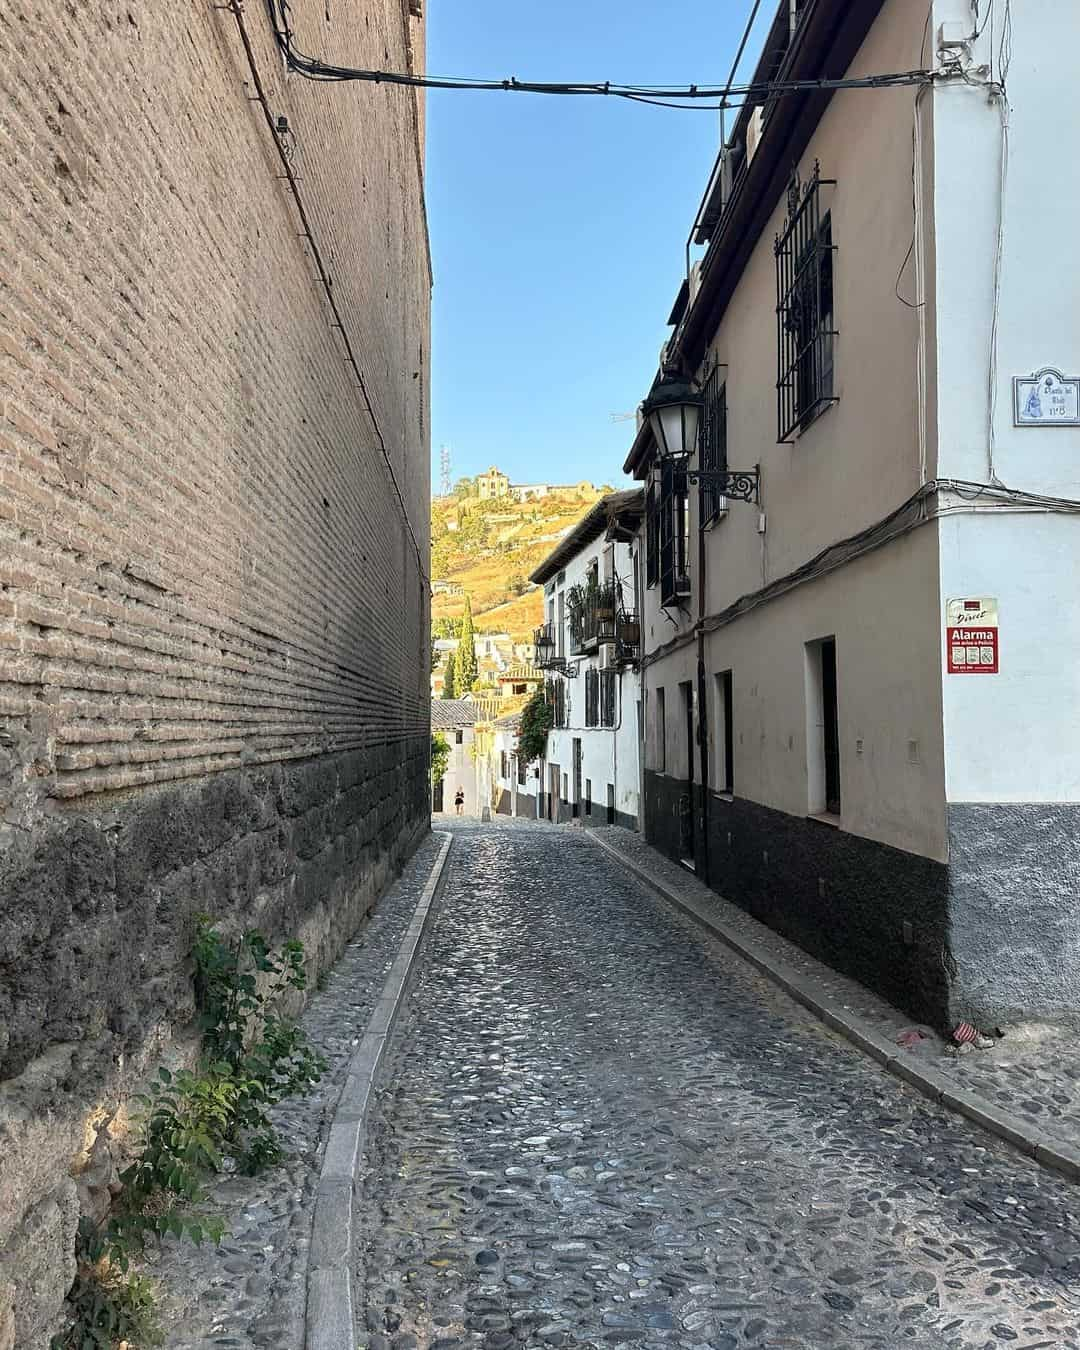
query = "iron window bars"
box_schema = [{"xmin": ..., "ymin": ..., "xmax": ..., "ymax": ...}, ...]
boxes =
[
  {"xmin": 699, "ymin": 365, "xmax": 728, "ymax": 527},
  {"xmin": 658, "ymin": 455, "xmax": 690, "ymax": 609},
  {"xmin": 584, "ymin": 667, "xmax": 599, "ymax": 727},
  {"xmin": 775, "ymin": 162, "xmax": 837, "ymax": 443},
  {"xmin": 600, "ymin": 670, "xmax": 617, "ymax": 727},
  {"xmin": 645, "ymin": 485, "xmax": 659, "ymax": 588},
  {"xmin": 546, "ymin": 677, "xmax": 568, "ymax": 728}
]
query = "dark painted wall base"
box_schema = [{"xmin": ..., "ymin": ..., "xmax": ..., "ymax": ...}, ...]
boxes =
[
  {"xmin": 644, "ymin": 773, "xmax": 1080, "ymax": 1028},
  {"xmin": 645, "ymin": 771, "xmax": 951, "ymax": 1026},
  {"xmin": 496, "ymin": 789, "xmax": 538, "ymax": 819}
]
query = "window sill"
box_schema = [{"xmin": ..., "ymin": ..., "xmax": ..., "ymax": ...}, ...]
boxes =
[
  {"xmin": 790, "ymin": 396, "xmax": 838, "ymax": 442},
  {"xmin": 807, "ymin": 811, "xmax": 842, "ymax": 829},
  {"xmin": 712, "ymin": 790, "xmax": 735, "ymax": 803}
]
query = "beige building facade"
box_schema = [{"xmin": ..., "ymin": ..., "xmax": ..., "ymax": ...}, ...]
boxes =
[
  {"xmin": 628, "ymin": 0, "xmax": 1080, "ymax": 1031},
  {"xmin": 0, "ymin": 1, "xmax": 430, "ymax": 1341}
]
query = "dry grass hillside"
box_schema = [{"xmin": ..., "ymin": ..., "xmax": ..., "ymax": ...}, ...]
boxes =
[{"xmin": 431, "ymin": 484, "xmax": 611, "ymax": 642}]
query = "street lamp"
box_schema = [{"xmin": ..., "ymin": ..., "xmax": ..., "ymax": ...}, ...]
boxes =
[
  {"xmin": 641, "ymin": 370, "xmax": 760, "ymax": 504},
  {"xmin": 642, "ymin": 371, "xmax": 702, "ymax": 461},
  {"xmin": 534, "ymin": 625, "xmax": 555, "ymax": 668}
]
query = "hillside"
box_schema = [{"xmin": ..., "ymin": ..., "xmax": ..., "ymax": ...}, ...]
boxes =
[{"xmin": 431, "ymin": 482, "xmax": 611, "ymax": 642}]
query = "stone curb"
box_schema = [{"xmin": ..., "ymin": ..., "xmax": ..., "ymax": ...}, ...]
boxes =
[
  {"xmin": 587, "ymin": 829, "xmax": 1080, "ymax": 1185},
  {"xmin": 305, "ymin": 829, "xmax": 455, "ymax": 1350}
]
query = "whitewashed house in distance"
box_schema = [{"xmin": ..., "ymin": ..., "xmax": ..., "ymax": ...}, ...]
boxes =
[
  {"xmin": 530, "ymin": 491, "xmax": 644, "ymax": 828},
  {"xmin": 492, "ymin": 711, "xmax": 541, "ymax": 819}
]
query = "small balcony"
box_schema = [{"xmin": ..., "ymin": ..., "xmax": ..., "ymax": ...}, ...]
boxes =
[
  {"xmin": 614, "ymin": 611, "xmax": 640, "ymax": 666},
  {"xmin": 569, "ymin": 580, "xmax": 621, "ymax": 653}
]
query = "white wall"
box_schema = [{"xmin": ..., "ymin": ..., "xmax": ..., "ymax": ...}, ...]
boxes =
[
  {"xmin": 930, "ymin": 0, "xmax": 1080, "ymax": 494},
  {"xmin": 543, "ymin": 530, "xmax": 641, "ymax": 824},
  {"xmin": 940, "ymin": 511, "xmax": 1080, "ymax": 803},
  {"xmin": 928, "ymin": 0, "xmax": 1080, "ymax": 804},
  {"xmin": 493, "ymin": 723, "xmax": 541, "ymax": 815},
  {"xmin": 437, "ymin": 725, "xmax": 480, "ymax": 815}
]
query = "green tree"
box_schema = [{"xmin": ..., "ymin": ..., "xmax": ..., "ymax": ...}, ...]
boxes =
[
  {"xmin": 517, "ymin": 686, "xmax": 553, "ymax": 764},
  {"xmin": 431, "ymin": 732, "xmax": 450, "ymax": 786},
  {"xmin": 457, "ymin": 596, "xmax": 478, "ymax": 692},
  {"xmin": 443, "ymin": 649, "xmax": 457, "ymax": 699}
]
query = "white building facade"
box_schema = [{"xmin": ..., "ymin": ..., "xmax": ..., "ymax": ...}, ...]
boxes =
[
  {"xmin": 492, "ymin": 714, "xmax": 542, "ymax": 820},
  {"xmin": 530, "ymin": 492, "xmax": 644, "ymax": 829},
  {"xmin": 431, "ymin": 701, "xmax": 480, "ymax": 817},
  {"xmin": 627, "ymin": 0, "xmax": 1080, "ymax": 1030}
]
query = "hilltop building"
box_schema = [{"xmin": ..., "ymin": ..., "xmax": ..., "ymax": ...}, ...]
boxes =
[{"xmin": 475, "ymin": 465, "xmax": 595, "ymax": 502}]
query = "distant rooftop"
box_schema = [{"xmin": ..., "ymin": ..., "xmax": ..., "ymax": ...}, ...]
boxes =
[{"xmin": 430, "ymin": 699, "xmax": 479, "ymax": 729}]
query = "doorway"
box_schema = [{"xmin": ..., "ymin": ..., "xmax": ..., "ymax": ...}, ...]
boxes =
[
  {"xmin": 572, "ymin": 738, "xmax": 582, "ymax": 818},
  {"xmin": 679, "ymin": 680, "xmax": 695, "ymax": 865}
]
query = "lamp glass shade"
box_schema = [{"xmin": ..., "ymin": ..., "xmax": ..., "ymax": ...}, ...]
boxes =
[{"xmin": 649, "ymin": 400, "xmax": 700, "ymax": 460}]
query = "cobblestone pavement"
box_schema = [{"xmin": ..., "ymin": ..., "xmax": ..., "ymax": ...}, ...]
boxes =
[
  {"xmin": 600, "ymin": 828, "xmax": 1080, "ymax": 1155},
  {"xmin": 359, "ymin": 821, "xmax": 1080, "ymax": 1350},
  {"xmin": 152, "ymin": 831, "xmax": 446, "ymax": 1350}
]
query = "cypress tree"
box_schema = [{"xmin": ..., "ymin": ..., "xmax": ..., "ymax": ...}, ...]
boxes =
[
  {"xmin": 458, "ymin": 596, "xmax": 478, "ymax": 692},
  {"xmin": 443, "ymin": 649, "xmax": 457, "ymax": 700}
]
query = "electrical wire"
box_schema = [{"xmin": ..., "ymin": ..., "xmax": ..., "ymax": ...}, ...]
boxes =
[{"xmin": 264, "ymin": 0, "xmax": 935, "ymax": 108}]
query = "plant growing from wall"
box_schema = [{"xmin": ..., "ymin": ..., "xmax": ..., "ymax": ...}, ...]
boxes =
[
  {"xmin": 431, "ymin": 732, "xmax": 450, "ymax": 787},
  {"xmin": 54, "ymin": 925, "xmax": 326, "ymax": 1348},
  {"xmin": 517, "ymin": 686, "xmax": 553, "ymax": 765}
]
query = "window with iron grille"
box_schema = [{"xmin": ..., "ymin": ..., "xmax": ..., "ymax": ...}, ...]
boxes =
[
  {"xmin": 547, "ymin": 677, "xmax": 568, "ymax": 728},
  {"xmin": 600, "ymin": 670, "xmax": 617, "ymax": 728},
  {"xmin": 516, "ymin": 753, "xmax": 526, "ymax": 785},
  {"xmin": 699, "ymin": 365, "xmax": 728, "ymax": 528},
  {"xmin": 500, "ymin": 750, "xmax": 509, "ymax": 780},
  {"xmin": 775, "ymin": 164, "xmax": 837, "ymax": 443},
  {"xmin": 584, "ymin": 668, "xmax": 599, "ymax": 727},
  {"xmin": 645, "ymin": 484, "xmax": 659, "ymax": 588},
  {"xmin": 658, "ymin": 457, "xmax": 690, "ymax": 608}
]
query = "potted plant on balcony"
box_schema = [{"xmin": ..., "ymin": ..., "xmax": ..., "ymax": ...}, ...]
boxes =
[
  {"xmin": 566, "ymin": 583, "xmax": 587, "ymax": 653},
  {"xmin": 616, "ymin": 610, "xmax": 640, "ymax": 648}
]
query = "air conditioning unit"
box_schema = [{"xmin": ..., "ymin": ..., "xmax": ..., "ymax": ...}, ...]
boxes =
[
  {"xmin": 598, "ymin": 646, "xmax": 618, "ymax": 672},
  {"xmin": 745, "ymin": 106, "xmax": 764, "ymax": 164}
]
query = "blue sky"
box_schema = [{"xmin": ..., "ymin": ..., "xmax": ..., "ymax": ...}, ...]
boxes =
[{"xmin": 426, "ymin": 0, "xmax": 770, "ymax": 493}]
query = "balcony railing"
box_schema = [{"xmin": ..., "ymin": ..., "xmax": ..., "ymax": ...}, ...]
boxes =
[
  {"xmin": 568, "ymin": 580, "xmax": 622, "ymax": 652},
  {"xmin": 614, "ymin": 611, "xmax": 640, "ymax": 666}
]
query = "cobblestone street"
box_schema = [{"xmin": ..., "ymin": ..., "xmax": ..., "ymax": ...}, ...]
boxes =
[{"xmin": 359, "ymin": 822, "xmax": 1080, "ymax": 1350}]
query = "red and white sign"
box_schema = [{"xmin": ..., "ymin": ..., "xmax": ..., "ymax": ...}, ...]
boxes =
[{"xmin": 946, "ymin": 597, "xmax": 999, "ymax": 675}]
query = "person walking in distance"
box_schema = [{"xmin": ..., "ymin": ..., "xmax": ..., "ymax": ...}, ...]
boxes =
[{"xmin": 454, "ymin": 787, "xmax": 465, "ymax": 816}]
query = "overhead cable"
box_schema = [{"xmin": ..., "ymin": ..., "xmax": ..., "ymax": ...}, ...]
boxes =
[{"xmin": 264, "ymin": 2, "xmax": 934, "ymax": 108}]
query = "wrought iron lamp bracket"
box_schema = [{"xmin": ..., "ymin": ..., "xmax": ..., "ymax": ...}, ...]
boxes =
[{"xmin": 684, "ymin": 464, "xmax": 760, "ymax": 504}]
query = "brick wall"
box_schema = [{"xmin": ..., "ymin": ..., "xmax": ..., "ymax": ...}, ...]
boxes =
[{"xmin": 0, "ymin": 1, "xmax": 430, "ymax": 1342}]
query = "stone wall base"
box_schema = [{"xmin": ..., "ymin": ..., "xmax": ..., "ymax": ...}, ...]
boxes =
[{"xmin": 0, "ymin": 740, "xmax": 428, "ymax": 1347}]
